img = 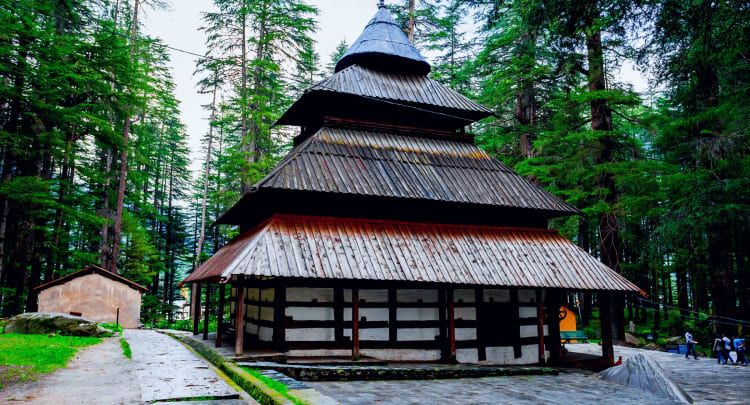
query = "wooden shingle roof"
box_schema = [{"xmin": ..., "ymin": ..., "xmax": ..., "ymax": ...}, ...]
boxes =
[
  {"xmin": 218, "ymin": 126, "xmax": 577, "ymax": 224},
  {"xmin": 184, "ymin": 214, "xmax": 643, "ymax": 294}
]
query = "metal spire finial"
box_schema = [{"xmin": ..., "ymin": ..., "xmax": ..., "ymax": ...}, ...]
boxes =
[{"xmin": 378, "ymin": 0, "xmax": 386, "ymax": 9}]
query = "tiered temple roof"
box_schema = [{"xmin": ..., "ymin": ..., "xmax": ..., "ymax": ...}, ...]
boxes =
[{"xmin": 184, "ymin": 4, "xmax": 641, "ymax": 296}]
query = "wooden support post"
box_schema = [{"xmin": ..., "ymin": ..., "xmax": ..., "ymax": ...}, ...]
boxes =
[
  {"xmin": 438, "ymin": 287, "xmax": 447, "ymax": 361},
  {"xmin": 216, "ymin": 283, "xmax": 225, "ymax": 347},
  {"xmin": 192, "ymin": 282, "xmax": 201, "ymax": 335},
  {"xmin": 234, "ymin": 286, "xmax": 246, "ymax": 357},
  {"xmin": 448, "ymin": 288, "xmax": 456, "ymax": 364},
  {"xmin": 273, "ymin": 284, "xmax": 286, "ymax": 350},
  {"xmin": 510, "ymin": 287, "xmax": 522, "ymax": 358},
  {"xmin": 545, "ymin": 289, "xmax": 562, "ymax": 364},
  {"xmin": 388, "ymin": 287, "xmax": 397, "ymax": 342},
  {"xmin": 536, "ymin": 288, "xmax": 546, "ymax": 364},
  {"xmin": 203, "ymin": 283, "xmax": 210, "ymax": 340},
  {"xmin": 334, "ymin": 287, "xmax": 344, "ymax": 342},
  {"xmin": 600, "ymin": 291, "xmax": 615, "ymax": 364},
  {"xmin": 352, "ymin": 288, "xmax": 360, "ymax": 361},
  {"xmin": 476, "ymin": 288, "xmax": 486, "ymax": 361}
]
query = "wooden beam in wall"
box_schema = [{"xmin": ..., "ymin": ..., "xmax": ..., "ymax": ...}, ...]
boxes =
[
  {"xmin": 510, "ymin": 288, "xmax": 522, "ymax": 358},
  {"xmin": 536, "ymin": 288, "xmax": 545, "ymax": 364},
  {"xmin": 334, "ymin": 287, "xmax": 344, "ymax": 341},
  {"xmin": 192, "ymin": 282, "xmax": 201, "ymax": 335},
  {"xmin": 388, "ymin": 287, "xmax": 397, "ymax": 342},
  {"xmin": 235, "ymin": 285, "xmax": 246, "ymax": 357},
  {"xmin": 448, "ymin": 288, "xmax": 456, "ymax": 363},
  {"xmin": 273, "ymin": 283, "xmax": 286, "ymax": 350},
  {"xmin": 475, "ymin": 288, "xmax": 486, "ymax": 361},
  {"xmin": 352, "ymin": 288, "xmax": 360, "ymax": 361},
  {"xmin": 216, "ymin": 283, "xmax": 225, "ymax": 347}
]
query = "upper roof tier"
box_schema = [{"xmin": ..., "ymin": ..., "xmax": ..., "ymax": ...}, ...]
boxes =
[{"xmin": 335, "ymin": 4, "xmax": 431, "ymax": 75}]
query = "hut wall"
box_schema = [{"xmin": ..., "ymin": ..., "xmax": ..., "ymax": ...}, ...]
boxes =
[
  {"xmin": 229, "ymin": 277, "xmax": 548, "ymax": 364},
  {"xmin": 37, "ymin": 273, "xmax": 142, "ymax": 328}
]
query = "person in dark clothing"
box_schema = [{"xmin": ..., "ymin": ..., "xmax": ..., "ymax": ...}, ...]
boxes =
[
  {"xmin": 721, "ymin": 333, "xmax": 734, "ymax": 365},
  {"xmin": 685, "ymin": 329, "xmax": 698, "ymax": 360},
  {"xmin": 714, "ymin": 334, "xmax": 727, "ymax": 364}
]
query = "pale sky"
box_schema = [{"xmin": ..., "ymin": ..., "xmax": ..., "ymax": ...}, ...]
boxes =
[
  {"xmin": 142, "ymin": 0, "xmax": 383, "ymax": 174},
  {"xmin": 142, "ymin": 1, "xmax": 650, "ymax": 176}
]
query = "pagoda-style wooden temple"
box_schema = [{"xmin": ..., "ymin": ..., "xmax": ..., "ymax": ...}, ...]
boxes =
[{"xmin": 183, "ymin": 3, "xmax": 643, "ymax": 366}]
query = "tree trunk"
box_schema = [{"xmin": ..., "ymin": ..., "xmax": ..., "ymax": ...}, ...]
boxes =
[
  {"xmin": 586, "ymin": 29, "xmax": 624, "ymax": 341},
  {"xmin": 195, "ymin": 76, "xmax": 217, "ymax": 272},
  {"xmin": 407, "ymin": 0, "xmax": 416, "ymax": 43},
  {"xmin": 111, "ymin": 0, "xmax": 139, "ymax": 274}
]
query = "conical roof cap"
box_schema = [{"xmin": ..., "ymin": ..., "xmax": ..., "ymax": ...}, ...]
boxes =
[{"xmin": 335, "ymin": 4, "xmax": 431, "ymax": 75}]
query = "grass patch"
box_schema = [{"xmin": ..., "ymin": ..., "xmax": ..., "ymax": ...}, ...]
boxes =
[
  {"xmin": 119, "ymin": 338, "xmax": 132, "ymax": 359},
  {"xmin": 100, "ymin": 322, "xmax": 123, "ymax": 334},
  {"xmin": 241, "ymin": 367, "xmax": 307, "ymax": 405},
  {"xmin": 0, "ymin": 333, "xmax": 101, "ymax": 389}
]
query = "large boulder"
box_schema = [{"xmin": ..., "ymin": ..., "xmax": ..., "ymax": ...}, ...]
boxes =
[
  {"xmin": 625, "ymin": 332, "xmax": 641, "ymax": 346},
  {"xmin": 641, "ymin": 342, "xmax": 666, "ymax": 352},
  {"xmin": 600, "ymin": 353, "xmax": 692, "ymax": 404},
  {"xmin": 3, "ymin": 312, "xmax": 110, "ymax": 337}
]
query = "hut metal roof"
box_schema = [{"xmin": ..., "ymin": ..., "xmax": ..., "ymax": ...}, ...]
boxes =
[
  {"xmin": 335, "ymin": 5, "xmax": 431, "ymax": 75},
  {"xmin": 34, "ymin": 264, "xmax": 149, "ymax": 293},
  {"xmin": 183, "ymin": 214, "xmax": 643, "ymax": 294},
  {"xmin": 218, "ymin": 126, "xmax": 578, "ymax": 224}
]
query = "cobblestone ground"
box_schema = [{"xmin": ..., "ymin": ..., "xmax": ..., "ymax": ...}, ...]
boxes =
[
  {"xmin": 309, "ymin": 372, "xmax": 679, "ymax": 405},
  {"xmin": 311, "ymin": 344, "xmax": 750, "ymax": 405},
  {"xmin": 568, "ymin": 343, "xmax": 750, "ymax": 405}
]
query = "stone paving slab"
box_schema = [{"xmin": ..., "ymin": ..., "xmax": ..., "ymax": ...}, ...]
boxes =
[
  {"xmin": 309, "ymin": 373, "xmax": 680, "ymax": 405},
  {"xmin": 125, "ymin": 329, "xmax": 240, "ymax": 403},
  {"xmin": 567, "ymin": 343, "xmax": 750, "ymax": 404},
  {"xmin": 239, "ymin": 361, "xmax": 556, "ymax": 381}
]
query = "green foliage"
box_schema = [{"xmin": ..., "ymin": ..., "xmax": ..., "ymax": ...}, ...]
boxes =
[
  {"xmin": 99, "ymin": 323, "xmax": 123, "ymax": 334},
  {"xmin": 241, "ymin": 367, "xmax": 307, "ymax": 405},
  {"xmin": 119, "ymin": 338, "xmax": 132, "ymax": 359},
  {"xmin": 0, "ymin": 333, "xmax": 101, "ymax": 388}
]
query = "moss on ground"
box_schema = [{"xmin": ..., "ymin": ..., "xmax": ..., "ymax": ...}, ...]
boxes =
[
  {"xmin": 0, "ymin": 333, "xmax": 101, "ymax": 389},
  {"xmin": 241, "ymin": 367, "xmax": 307, "ymax": 405},
  {"xmin": 119, "ymin": 338, "xmax": 132, "ymax": 358}
]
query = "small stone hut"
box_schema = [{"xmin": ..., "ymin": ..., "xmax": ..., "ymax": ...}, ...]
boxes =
[{"xmin": 34, "ymin": 265, "xmax": 148, "ymax": 328}]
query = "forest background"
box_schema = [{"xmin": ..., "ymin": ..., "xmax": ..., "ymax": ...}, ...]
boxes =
[{"xmin": 0, "ymin": 0, "xmax": 748, "ymax": 343}]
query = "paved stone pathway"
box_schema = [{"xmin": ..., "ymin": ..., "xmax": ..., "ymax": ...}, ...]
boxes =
[
  {"xmin": 309, "ymin": 372, "xmax": 679, "ymax": 405},
  {"xmin": 125, "ymin": 329, "xmax": 241, "ymax": 403},
  {"xmin": 2, "ymin": 330, "xmax": 256, "ymax": 404},
  {"xmin": 568, "ymin": 343, "xmax": 750, "ymax": 404}
]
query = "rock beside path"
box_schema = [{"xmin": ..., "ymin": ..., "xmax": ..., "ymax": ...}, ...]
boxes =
[
  {"xmin": 599, "ymin": 353, "xmax": 692, "ymax": 404},
  {"xmin": 3, "ymin": 312, "xmax": 109, "ymax": 337},
  {"xmin": 624, "ymin": 333, "xmax": 641, "ymax": 346},
  {"xmin": 641, "ymin": 342, "xmax": 666, "ymax": 352}
]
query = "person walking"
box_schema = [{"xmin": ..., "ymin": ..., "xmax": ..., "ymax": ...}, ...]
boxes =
[
  {"xmin": 685, "ymin": 329, "xmax": 699, "ymax": 360},
  {"xmin": 722, "ymin": 333, "xmax": 734, "ymax": 365},
  {"xmin": 733, "ymin": 336, "xmax": 748, "ymax": 366},
  {"xmin": 714, "ymin": 334, "xmax": 726, "ymax": 364}
]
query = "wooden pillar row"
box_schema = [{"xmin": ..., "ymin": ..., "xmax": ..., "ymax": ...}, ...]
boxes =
[
  {"xmin": 273, "ymin": 283, "xmax": 286, "ymax": 351},
  {"xmin": 203, "ymin": 282, "xmax": 210, "ymax": 340},
  {"xmin": 216, "ymin": 283, "xmax": 225, "ymax": 347},
  {"xmin": 192, "ymin": 281, "xmax": 201, "ymax": 335},
  {"xmin": 388, "ymin": 287, "xmax": 397, "ymax": 342},
  {"xmin": 352, "ymin": 287, "xmax": 360, "ymax": 361},
  {"xmin": 235, "ymin": 285, "xmax": 246, "ymax": 356}
]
